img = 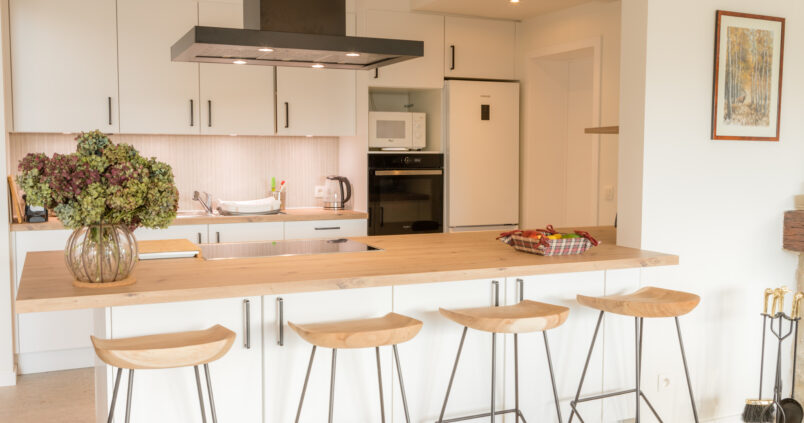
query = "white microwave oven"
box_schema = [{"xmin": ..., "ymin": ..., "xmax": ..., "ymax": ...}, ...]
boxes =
[{"xmin": 369, "ymin": 111, "xmax": 426, "ymax": 150}]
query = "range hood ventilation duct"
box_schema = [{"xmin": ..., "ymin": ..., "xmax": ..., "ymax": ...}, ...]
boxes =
[{"xmin": 171, "ymin": 0, "xmax": 423, "ymax": 70}]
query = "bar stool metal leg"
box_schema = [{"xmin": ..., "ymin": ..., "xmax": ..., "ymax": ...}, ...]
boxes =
[
  {"xmin": 124, "ymin": 369, "xmax": 134, "ymax": 423},
  {"xmin": 204, "ymin": 363, "xmax": 218, "ymax": 423},
  {"xmin": 329, "ymin": 349, "xmax": 338, "ymax": 423},
  {"xmin": 569, "ymin": 311, "xmax": 604, "ymax": 423},
  {"xmin": 514, "ymin": 333, "xmax": 520, "ymax": 423},
  {"xmin": 393, "ymin": 345, "xmax": 412, "ymax": 423},
  {"xmin": 438, "ymin": 326, "xmax": 469, "ymax": 422},
  {"xmin": 107, "ymin": 367, "xmax": 122, "ymax": 423},
  {"xmin": 376, "ymin": 347, "xmax": 387, "ymax": 423},
  {"xmin": 490, "ymin": 333, "xmax": 497, "ymax": 423},
  {"xmin": 635, "ymin": 318, "xmax": 641, "ymax": 422},
  {"xmin": 194, "ymin": 366, "xmax": 208, "ymax": 423},
  {"xmin": 543, "ymin": 331, "xmax": 563, "ymax": 423},
  {"xmin": 295, "ymin": 346, "xmax": 317, "ymax": 423},
  {"xmin": 675, "ymin": 317, "xmax": 700, "ymax": 423}
]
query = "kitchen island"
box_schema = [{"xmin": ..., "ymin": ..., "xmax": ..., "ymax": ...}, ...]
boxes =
[{"xmin": 15, "ymin": 231, "xmax": 678, "ymax": 422}]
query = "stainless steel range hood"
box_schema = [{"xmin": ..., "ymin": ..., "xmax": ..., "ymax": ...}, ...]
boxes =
[{"xmin": 171, "ymin": 0, "xmax": 423, "ymax": 70}]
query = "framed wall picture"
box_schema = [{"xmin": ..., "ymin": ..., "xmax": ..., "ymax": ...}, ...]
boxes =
[{"xmin": 712, "ymin": 11, "xmax": 785, "ymax": 141}]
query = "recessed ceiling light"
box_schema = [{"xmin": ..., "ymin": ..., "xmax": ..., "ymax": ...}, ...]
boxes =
[
  {"xmin": 312, "ymin": 64, "xmax": 325, "ymax": 68},
  {"xmin": 510, "ymin": 0, "xmax": 520, "ymax": 3},
  {"xmin": 233, "ymin": 60, "xmax": 247, "ymax": 65},
  {"xmin": 346, "ymin": 52, "xmax": 360, "ymax": 57},
  {"xmin": 258, "ymin": 48, "xmax": 274, "ymax": 52}
]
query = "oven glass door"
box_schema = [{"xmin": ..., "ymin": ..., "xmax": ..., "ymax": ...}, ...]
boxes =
[{"xmin": 369, "ymin": 169, "xmax": 444, "ymax": 235}]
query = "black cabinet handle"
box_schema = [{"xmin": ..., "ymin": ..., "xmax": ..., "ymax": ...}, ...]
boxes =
[
  {"xmin": 207, "ymin": 100, "xmax": 212, "ymax": 127},
  {"xmin": 284, "ymin": 102, "xmax": 289, "ymax": 128},
  {"xmin": 189, "ymin": 99, "xmax": 194, "ymax": 126},
  {"xmin": 107, "ymin": 97, "xmax": 112, "ymax": 125},
  {"xmin": 314, "ymin": 226, "xmax": 341, "ymax": 231},
  {"xmin": 380, "ymin": 207, "xmax": 384, "ymax": 227},
  {"xmin": 450, "ymin": 45, "xmax": 455, "ymax": 70},
  {"xmin": 374, "ymin": 68, "xmax": 379, "ymax": 79}
]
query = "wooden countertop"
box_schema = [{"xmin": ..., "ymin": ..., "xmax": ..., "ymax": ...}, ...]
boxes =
[
  {"xmin": 10, "ymin": 208, "xmax": 368, "ymax": 231},
  {"xmin": 16, "ymin": 230, "xmax": 675, "ymax": 314}
]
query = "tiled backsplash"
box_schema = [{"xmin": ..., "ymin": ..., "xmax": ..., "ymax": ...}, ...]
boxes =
[{"xmin": 8, "ymin": 133, "xmax": 339, "ymax": 211}]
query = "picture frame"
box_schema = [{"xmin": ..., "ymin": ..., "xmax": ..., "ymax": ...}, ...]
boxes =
[{"xmin": 712, "ymin": 10, "xmax": 785, "ymax": 141}]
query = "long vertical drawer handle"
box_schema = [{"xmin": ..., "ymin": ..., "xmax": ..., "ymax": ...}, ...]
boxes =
[
  {"xmin": 492, "ymin": 280, "xmax": 500, "ymax": 306},
  {"xmin": 107, "ymin": 97, "xmax": 112, "ymax": 126},
  {"xmin": 450, "ymin": 45, "xmax": 456, "ymax": 70},
  {"xmin": 208, "ymin": 100, "xmax": 212, "ymax": 127},
  {"xmin": 516, "ymin": 278, "xmax": 524, "ymax": 302},
  {"xmin": 190, "ymin": 99, "xmax": 194, "ymax": 126},
  {"xmin": 277, "ymin": 297, "xmax": 284, "ymax": 346},
  {"xmin": 197, "ymin": 232, "xmax": 202, "ymax": 244},
  {"xmin": 243, "ymin": 299, "xmax": 251, "ymax": 349},
  {"xmin": 314, "ymin": 226, "xmax": 341, "ymax": 231},
  {"xmin": 284, "ymin": 102, "xmax": 289, "ymax": 128}
]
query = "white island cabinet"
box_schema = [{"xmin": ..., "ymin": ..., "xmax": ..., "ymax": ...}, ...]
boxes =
[
  {"xmin": 10, "ymin": 0, "xmax": 119, "ymax": 133},
  {"xmin": 390, "ymin": 278, "xmax": 503, "ymax": 422},
  {"xmin": 263, "ymin": 288, "xmax": 392, "ymax": 422},
  {"xmin": 102, "ymin": 296, "xmax": 262, "ymax": 423}
]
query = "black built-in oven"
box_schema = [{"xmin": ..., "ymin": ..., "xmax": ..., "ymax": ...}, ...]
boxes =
[{"xmin": 368, "ymin": 154, "xmax": 444, "ymax": 235}]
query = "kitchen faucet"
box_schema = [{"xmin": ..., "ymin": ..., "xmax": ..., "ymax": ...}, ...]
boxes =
[{"xmin": 193, "ymin": 191, "xmax": 214, "ymax": 215}]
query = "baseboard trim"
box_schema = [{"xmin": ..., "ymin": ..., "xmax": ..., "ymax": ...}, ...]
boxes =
[
  {"xmin": 0, "ymin": 368, "xmax": 17, "ymax": 386},
  {"xmin": 18, "ymin": 347, "xmax": 94, "ymax": 374}
]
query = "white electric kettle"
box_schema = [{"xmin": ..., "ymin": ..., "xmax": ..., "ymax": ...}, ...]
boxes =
[{"xmin": 323, "ymin": 176, "xmax": 352, "ymax": 210}]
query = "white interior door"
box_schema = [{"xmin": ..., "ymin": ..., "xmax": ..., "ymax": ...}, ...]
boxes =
[
  {"xmin": 447, "ymin": 80, "xmax": 519, "ymax": 228},
  {"xmin": 198, "ymin": 1, "xmax": 276, "ymax": 136},
  {"xmin": 117, "ymin": 0, "xmax": 200, "ymax": 134},
  {"xmin": 10, "ymin": 0, "xmax": 119, "ymax": 133}
]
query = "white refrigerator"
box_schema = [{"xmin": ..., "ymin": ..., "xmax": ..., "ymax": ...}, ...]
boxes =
[{"xmin": 445, "ymin": 80, "xmax": 520, "ymax": 232}]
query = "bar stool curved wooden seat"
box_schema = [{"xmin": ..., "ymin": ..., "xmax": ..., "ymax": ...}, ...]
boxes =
[
  {"xmin": 436, "ymin": 281, "xmax": 569, "ymax": 423},
  {"xmin": 91, "ymin": 324, "xmax": 236, "ymax": 423},
  {"xmin": 289, "ymin": 312, "xmax": 423, "ymax": 423},
  {"xmin": 570, "ymin": 287, "xmax": 701, "ymax": 423}
]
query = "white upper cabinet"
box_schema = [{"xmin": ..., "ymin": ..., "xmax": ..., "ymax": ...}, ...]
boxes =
[
  {"xmin": 117, "ymin": 0, "xmax": 199, "ymax": 134},
  {"xmin": 444, "ymin": 17, "xmax": 516, "ymax": 81},
  {"xmin": 363, "ymin": 10, "xmax": 444, "ymax": 89},
  {"xmin": 10, "ymin": 0, "xmax": 119, "ymax": 133},
  {"xmin": 276, "ymin": 67, "xmax": 355, "ymax": 136},
  {"xmin": 198, "ymin": 2, "xmax": 276, "ymax": 136}
]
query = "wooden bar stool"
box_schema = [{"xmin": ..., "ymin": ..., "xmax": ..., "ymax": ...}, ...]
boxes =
[
  {"xmin": 289, "ymin": 312, "xmax": 423, "ymax": 423},
  {"xmin": 91, "ymin": 325, "xmax": 236, "ymax": 423},
  {"xmin": 437, "ymin": 282, "xmax": 569, "ymax": 422},
  {"xmin": 569, "ymin": 287, "xmax": 700, "ymax": 423}
]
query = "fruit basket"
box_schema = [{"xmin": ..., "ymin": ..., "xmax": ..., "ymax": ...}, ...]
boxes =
[{"xmin": 497, "ymin": 225, "xmax": 600, "ymax": 256}]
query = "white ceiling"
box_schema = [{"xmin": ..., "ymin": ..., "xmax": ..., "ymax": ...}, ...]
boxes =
[{"xmin": 410, "ymin": 0, "xmax": 610, "ymax": 21}]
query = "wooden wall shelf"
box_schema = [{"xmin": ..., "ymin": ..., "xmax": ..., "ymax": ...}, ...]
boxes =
[{"xmin": 584, "ymin": 126, "xmax": 620, "ymax": 135}]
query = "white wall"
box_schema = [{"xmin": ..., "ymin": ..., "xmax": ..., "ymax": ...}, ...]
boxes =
[
  {"xmin": 516, "ymin": 1, "xmax": 621, "ymax": 228},
  {"xmin": 0, "ymin": 0, "xmax": 14, "ymax": 386},
  {"xmin": 621, "ymin": 0, "xmax": 804, "ymax": 420}
]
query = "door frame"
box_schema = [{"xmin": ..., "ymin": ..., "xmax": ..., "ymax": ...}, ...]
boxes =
[{"xmin": 523, "ymin": 37, "xmax": 603, "ymax": 226}]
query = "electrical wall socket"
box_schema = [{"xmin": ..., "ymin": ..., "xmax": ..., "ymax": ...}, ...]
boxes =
[
  {"xmin": 657, "ymin": 373, "xmax": 671, "ymax": 391},
  {"xmin": 604, "ymin": 185, "xmax": 615, "ymax": 201},
  {"xmin": 314, "ymin": 185, "xmax": 325, "ymax": 198}
]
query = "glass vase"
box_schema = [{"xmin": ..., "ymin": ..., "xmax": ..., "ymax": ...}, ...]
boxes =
[{"xmin": 65, "ymin": 224, "xmax": 138, "ymax": 283}]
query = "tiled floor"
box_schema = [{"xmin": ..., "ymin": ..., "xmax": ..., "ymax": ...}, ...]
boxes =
[{"xmin": 0, "ymin": 368, "xmax": 94, "ymax": 422}]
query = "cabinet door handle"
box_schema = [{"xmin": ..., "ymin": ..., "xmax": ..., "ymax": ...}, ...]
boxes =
[
  {"xmin": 107, "ymin": 97, "xmax": 112, "ymax": 126},
  {"xmin": 374, "ymin": 68, "xmax": 379, "ymax": 79},
  {"xmin": 492, "ymin": 280, "xmax": 500, "ymax": 306},
  {"xmin": 243, "ymin": 299, "xmax": 251, "ymax": 349},
  {"xmin": 276, "ymin": 297, "xmax": 284, "ymax": 346},
  {"xmin": 197, "ymin": 232, "xmax": 202, "ymax": 244},
  {"xmin": 380, "ymin": 207, "xmax": 384, "ymax": 227},
  {"xmin": 516, "ymin": 278, "xmax": 524, "ymax": 302},
  {"xmin": 284, "ymin": 102, "xmax": 289, "ymax": 128},
  {"xmin": 450, "ymin": 45, "xmax": 456, "ymax": 70},
  {"xmin": 189, "ymin": 99, "xmax": 194, "ymax": 126},
  {"xmin": 207, "ymin": 100, "xmax": 212, "ymax": 127},
  {"xmin": 314, "ymin": 226, "xmax": 341, "ymax": 231},
  {"xmin": 216, "ymin": 231, "xmax": 220, "ymax": 243}
]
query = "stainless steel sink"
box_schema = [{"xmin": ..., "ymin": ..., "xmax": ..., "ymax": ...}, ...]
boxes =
[{"xmin": 200, "ymin": 239, "xmax": 381, "ymax": 260}]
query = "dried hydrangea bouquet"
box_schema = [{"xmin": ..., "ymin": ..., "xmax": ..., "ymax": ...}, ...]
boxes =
[{"xmin": 17, "ymin": 131, "xmax": 179, "ymax": 286}]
